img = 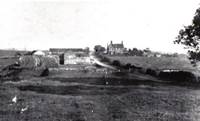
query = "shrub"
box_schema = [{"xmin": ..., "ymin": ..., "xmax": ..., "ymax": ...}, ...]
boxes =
[
  {"xmin": 123, "ymin": 63, "xmax": 132, "ymax": 69},
  {"xmin": 158, "ymin": 71, "xmax": 196, "ymax": 82},
  {"xmin": 146, "ymin": 68, "xmax": 157, "ymax": 76},
  {"xmin": 40, "ymin": 68, "xmax": 49, "ymax": 76},
  {"xmin": 112, "ymin": 60, "xmax": 121, "ymax": 67}
]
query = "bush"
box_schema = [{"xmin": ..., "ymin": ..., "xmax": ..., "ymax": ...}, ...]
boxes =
[
  {"xmin": 112, "ymin": 60, "xmax": 121, "ymax": 67},
  {"xmin": 158, "ymin": 71, "xmax": 196, "ymax": 82},
  {"xmin": 123, "ymin": 63, "xmax": 132, "ymax": 69},
  {"xmin": 40, "ymin": 68, "xmax": 49, "ymax": 76},
  {"xmin": 146, "ymin": 68, "xmax": 157, "ymax": 76}
]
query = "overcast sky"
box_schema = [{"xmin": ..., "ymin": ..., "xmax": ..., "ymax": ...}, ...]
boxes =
[{"xmin": 1, "ymin": 0, "xmax": 200, "ymax": 53}]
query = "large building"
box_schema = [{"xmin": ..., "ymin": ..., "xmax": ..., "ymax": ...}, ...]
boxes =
[
  {"xmin": 49, "ymin": 48, "xmax": 90, "ymax": 65},
  {"xmin": 107, "ymin": 41, "xmax": 126, "ymax": 55}
]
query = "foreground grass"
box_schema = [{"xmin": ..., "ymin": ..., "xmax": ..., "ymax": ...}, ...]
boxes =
[{"xmin": 1, "ymin": 77, "xmax": 200, "ymax": 121}]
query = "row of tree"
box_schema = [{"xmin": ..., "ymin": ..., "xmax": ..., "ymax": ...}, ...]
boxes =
[{"xmin": 127, "ymin": 48, "xmax": 145, "ymax": 56}]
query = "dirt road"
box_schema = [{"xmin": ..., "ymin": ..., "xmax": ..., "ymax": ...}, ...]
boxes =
[{"xmin": 89, "ymin": 53, "xmax": 116, "ymax": 70}]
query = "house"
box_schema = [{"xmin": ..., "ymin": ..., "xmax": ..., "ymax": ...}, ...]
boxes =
[{"xmin": 107, "ymin": 41, "xmax": 126, "ymax": 55}]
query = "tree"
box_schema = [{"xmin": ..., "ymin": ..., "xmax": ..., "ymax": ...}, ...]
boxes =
[
  {"xmin": 132, "ymin": 48, "xmax": 139, "ymax": 55},
  {"xmin": 94, "ymin": 45, "xmax": 105, "ymax": 54},
  {"xmin": 133, "ymin": 48, "xmax": 144, "ymax": 56},
  {"xmin": 174, "ymin": 7, "xmax": 200, "ymax": 63},
  {"xmin": 143, "ymin": 48, "xmax": 151, "ymax": 53},
  {"xmin": 84, "ymin": 47, "xmax": 90, "ymax": 54},
  {"xmin": 127, "ymin": 48, "xmax": 143, "ymax": 56}
]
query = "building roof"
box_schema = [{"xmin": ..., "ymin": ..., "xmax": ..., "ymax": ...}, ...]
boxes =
[
  {"xmin": 113, "ymin": 44, "xmax": 124, "ymax": 48},
  {"xmin": 109, "ymin": 44, "xmax": 124, "ymax": 48},
  {"xmin": 49, "ymin": 48, "xmax": 84, "ymax": 53},
  {"xmin": 33, "ymin": 50, "xmax": 45, "ymax": 56}
]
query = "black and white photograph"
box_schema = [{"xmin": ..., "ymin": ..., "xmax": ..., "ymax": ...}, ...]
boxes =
[{"xmin": 1, "ymin": 0, "xmax": 200, "ymax": 120}]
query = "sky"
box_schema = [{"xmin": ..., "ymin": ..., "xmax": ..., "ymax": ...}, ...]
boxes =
[{"xmin": 0, "ymin": 0, "xmax": 200, "ymax": 53}]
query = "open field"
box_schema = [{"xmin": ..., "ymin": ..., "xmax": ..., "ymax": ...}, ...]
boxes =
[
  {"xmin": 0, "ymin": 49, "xmax": 27, "ymax": 69},
  {"xmin": 0, "ymin": 49, "xmax": 17, "ymax": 57},
  {"xmin": 1, "ymin": 76, "xmax": 200, "ymax": 121},
  {"xmin": 0, "ymin": 49, "xmax": 27, "ymax": 58},
  {"xmin": 1, "ymin": 53, "xmax": 200, "ymax": 120},
  {"xmin": 0, "ymin": 58, "xmax": 18, "ymax": 69},
  {"xmin": 105, "ymin": 55, "xmax": 196, "ymax": 72}
]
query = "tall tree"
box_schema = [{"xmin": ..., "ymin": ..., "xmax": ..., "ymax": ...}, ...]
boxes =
[
  {"xmin": 94, "ymin": 45, "xmax": 105, "ymax": 54},
  {"xmin": 174, "ymin": 7, "xmax": 200, "ymax": 63}
]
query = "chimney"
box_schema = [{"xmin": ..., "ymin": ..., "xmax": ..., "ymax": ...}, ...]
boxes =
[{"xmin": 121, "ymin": 40, "xmax": 123, "ymax": 44}]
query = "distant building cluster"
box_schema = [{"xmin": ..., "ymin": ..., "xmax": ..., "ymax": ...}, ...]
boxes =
[{"xmin": 15, "ymin": 40, "xmax": 179, "ymax": 67}]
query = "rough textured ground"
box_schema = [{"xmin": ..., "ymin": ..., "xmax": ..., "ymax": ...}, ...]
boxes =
[
  {"xmin": 1, "ymin": 53, "xmax": 200, "ymax": 121},
  {"xmin": 1, "ymin": 77, "xmax": 200, "ymax": 121}
]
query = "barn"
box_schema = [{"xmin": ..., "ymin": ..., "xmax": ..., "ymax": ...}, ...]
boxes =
[{"xmin": 49, "ymin": 48, "xmax": 90, "ymax": 65}]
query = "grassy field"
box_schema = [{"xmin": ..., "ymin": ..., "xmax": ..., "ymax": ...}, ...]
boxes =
[
  {"xmin": 1, "ymin": 76, "xmax": 200, "ymax": 121},
  {"xmin": 0, "ymin": 58, "xmax": 18, "ymax": 69},
  {"xmin": 0, "ymin": 54, "xmax": 200, "ymax": 120},
  {"xmin": 1, "ymin": 52, "xmax": 200, "ymax": 120},
  {"xmin": 105, "ymin": 55, "xmax": 196, "ymax": 72},
  {"xmin": 0, "ymin": 49, "xmax": 27, "ymax": 69},
  {"xmin": 0, "ymin": 49, "xmax": 27, "ymax": 58}
]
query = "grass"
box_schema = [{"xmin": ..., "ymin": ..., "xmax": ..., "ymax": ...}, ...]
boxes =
[
  {"xmin": 0, "ymin": 51, "xmax": 200, "ymax": 120},
  {"xmin": 0, "ymin": 49, "xmax": 27, "ymax": 58},
  {"xmin": 0, "ymin": 58, "xmax": 18, "ymax": 69},
  {"xmin": 0, "ymin": 53, "xmax": 199, "ymax": 120},
  {"xmin": 1, "ymin": 77, "xmax": 200, "ymax": 121},
  {"xmin": 105, "ymin": 55, "xmax": 196, "ymax": 71},
  {"xmin": 0, "ymin": 49, "xmax": 27, "ymax": 69}
]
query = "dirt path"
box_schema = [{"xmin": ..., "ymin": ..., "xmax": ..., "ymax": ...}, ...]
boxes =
[{"xmin": 89, "ymin": 53, "xmax": 116, "ymax": 70}]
